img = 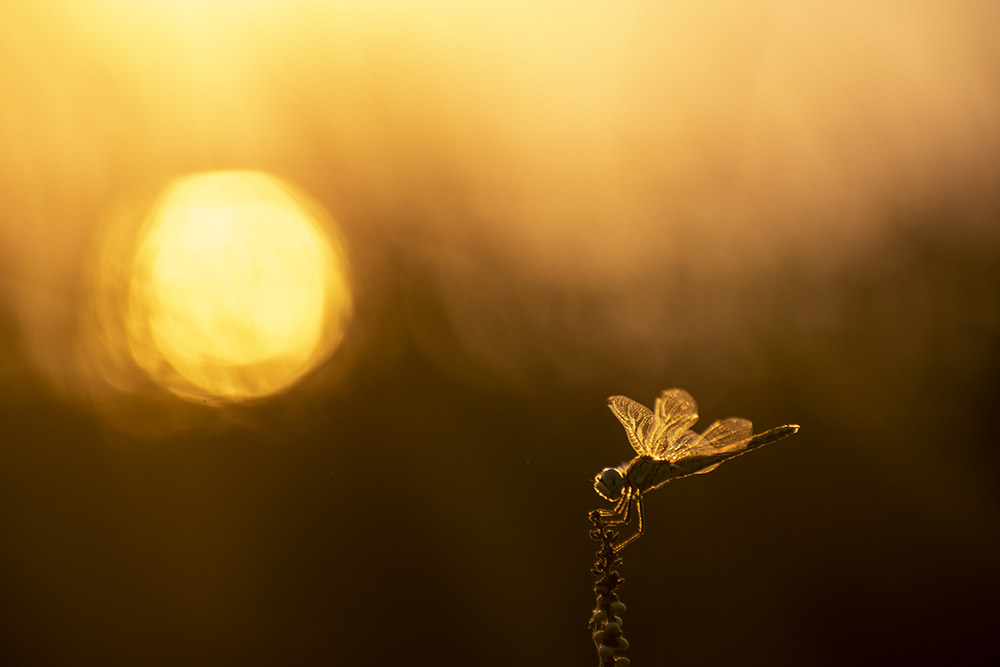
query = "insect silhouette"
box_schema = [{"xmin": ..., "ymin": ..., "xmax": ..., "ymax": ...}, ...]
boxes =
[{"xmin": 593, "ymin": 389, "xmax": 799, "ymax": 551}]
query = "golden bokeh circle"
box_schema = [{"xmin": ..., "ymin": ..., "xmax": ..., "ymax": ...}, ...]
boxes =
[{"xmin": 126, "ymin": 171, "xmax": 352, "ymax": 402}]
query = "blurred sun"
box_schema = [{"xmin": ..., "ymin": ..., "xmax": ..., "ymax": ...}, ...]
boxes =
[{"xmin": 126, "ymin": 171, "xmax": 352, "ymax": 402}]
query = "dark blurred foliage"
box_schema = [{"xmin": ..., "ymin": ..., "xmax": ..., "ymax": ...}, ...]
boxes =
[{"xmin": 2, "ymin": 208, "xmax": 999, "ymax": 665}]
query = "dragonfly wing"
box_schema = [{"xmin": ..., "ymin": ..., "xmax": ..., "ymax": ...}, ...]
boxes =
[
  {"xmin": 665, "ymin": 417, "xmax": 752, "ymax": 459},
  {"xmin": 648, "ymin": 389, "xmax": 700, "ymax": 458},
  {"xmin": 670, "ymin": 422, "xmax": 800, "ymax": 477},
  {"xmin": 683, "ymin": 419, "xmax": 751, "ymax": 474},
  {"xmin": 704, "ymin": 418, "xmax": 754, "ymax": 453},
  {"xmin": 607, "ymin": 395, "xmax": 655, "ymax": 455}
]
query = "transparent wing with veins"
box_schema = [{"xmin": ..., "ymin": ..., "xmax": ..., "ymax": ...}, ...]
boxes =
[
  {"xmin": 664, "ymin": 417, "xmax": 754, "ymax": 474},
  {"xmin": 671, "ymin": 417, "xmax": 754, "ymax": 458},
  {"xmin": 645, "ymin": 389, "xmax": 700, "ymax": 459},
  {"xmin": 609, "ymin": 389, "xmax": 756, "ymax": 467},
  {"xmin": 606, "ymin": 395, "xmax": 655, "ymax": 455}
]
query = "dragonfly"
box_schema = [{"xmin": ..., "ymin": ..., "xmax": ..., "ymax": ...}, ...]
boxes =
[{"xmin": 593, "ymin": 389, "xmax": 799, "ymax": 551}]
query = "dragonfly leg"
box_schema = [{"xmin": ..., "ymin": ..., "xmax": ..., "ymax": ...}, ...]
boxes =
[
  {"xmin": 595, "ymin": 490, "xmax": 632, "ymax": 522},
  {"xmin": 595, "ymin": 488, "xmax": 634, "ymax": 526},
  {"xmin": 613, "ymin": 495, "xmax": 644, "ymax": 553}
]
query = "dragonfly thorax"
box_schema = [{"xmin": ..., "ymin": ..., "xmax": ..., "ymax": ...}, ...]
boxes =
[
  {"xmin": 626, "ymin": 455, "xmax": 678, "ymax": 493},
  {"xmin": 594, "ymin": 466, "xmax": 627, "ymax": 502}
]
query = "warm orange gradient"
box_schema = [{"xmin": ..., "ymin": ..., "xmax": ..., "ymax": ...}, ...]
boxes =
[
  {"xmin": 0, "ymin": 4, "xmax": 997, "ymax": 663},
  {"xmin": 124, "ymin": 172, "xmax": 351, "ymax": 402},
  {"xmin": 0, "ymin": 0, "xmax": 997, "ymax": 399}
]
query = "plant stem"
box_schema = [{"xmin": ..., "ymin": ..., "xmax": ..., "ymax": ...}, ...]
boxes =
[{"xmin": 589, "ymin": 511, "xmax": 631, "ymax": 667}]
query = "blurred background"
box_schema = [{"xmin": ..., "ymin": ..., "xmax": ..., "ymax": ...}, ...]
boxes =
[{"xmin": 1, "ymin": 1, "xmax": 999, "ymax": 665}]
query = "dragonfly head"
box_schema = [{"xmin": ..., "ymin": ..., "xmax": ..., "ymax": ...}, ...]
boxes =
[{"xmin": 594, "ymin": 467, "xmax": 625, "ymax": 502}]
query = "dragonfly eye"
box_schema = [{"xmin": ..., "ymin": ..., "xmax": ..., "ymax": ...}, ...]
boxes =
[{"xmin": 594, "ymin": 467, "xmax": 625, "ymax": 501}]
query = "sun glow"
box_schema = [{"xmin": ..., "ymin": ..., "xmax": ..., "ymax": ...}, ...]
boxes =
[{"xmin": 126, "ymin": 171, "xmax": 351, "ymax": 401}]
